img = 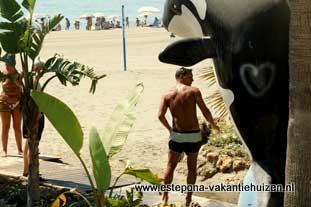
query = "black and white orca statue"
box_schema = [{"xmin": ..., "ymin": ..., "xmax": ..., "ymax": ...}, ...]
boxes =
[{"xmin": 158, "ymin": 0, "xmax": 290, "ymax": 206}]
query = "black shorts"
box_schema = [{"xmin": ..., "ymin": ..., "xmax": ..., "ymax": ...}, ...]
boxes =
[
  {"xmin": 169, "ymin": 140, "xmax": 201, "ymax": 155},
  {"xmin": 23, "ymin": 113, "xmax": 45, "ymax": 140}
]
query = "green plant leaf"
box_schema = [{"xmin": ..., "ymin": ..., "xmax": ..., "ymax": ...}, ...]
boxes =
[
  {"xmin": 44, "ymin": 14, "xmax": 64, "ymax": 33},
  {"xmin": 25, "ymin": 14, "xmax": 63, "ymax": 60},
  {"xmin": 89, "ymin": 127, "xmax": 111, "ymax": 193},
  {"xmin": 31, "ymin": 91, "xmax": 83, "ymax": 154},
  {"xmin": 22, "ymin": 0, "xmax": 36, "ymax": 13},
  {"xmin": 101, "ymin": 83, "xmax": 144, "ymax": 157},
  {"xmin": 105, "ymin": 197, "xmax": 127, "ymax": 207},
  {"xmin": 0, "ymin": 0, "xmax": 24, "ymax": 22},
  {"xmin": 123, "ymin": 168, "xmax": 161, "ymax": 186},
  {"xmin": 41, "ymin": 54, "xmax": 105, "ymax": 93},
  {"xmin": 0, "ymin": 20, "xmax": 28, "ymax": 53}
]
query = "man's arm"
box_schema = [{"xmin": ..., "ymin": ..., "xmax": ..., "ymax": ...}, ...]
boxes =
[
  {"xmin": 195, "ymin": 89, "xmax": 220, "ymax": 131},
  {"xmin": 158, "ymin": 96, "xmax": 172, "ymax": 133}
]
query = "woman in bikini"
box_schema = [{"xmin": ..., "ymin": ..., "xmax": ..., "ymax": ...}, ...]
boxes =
[{"xmin": 0, "ymin": 55, "xmax": 23, "ymax": 157}]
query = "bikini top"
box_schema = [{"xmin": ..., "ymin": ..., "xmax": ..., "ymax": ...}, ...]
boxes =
[
  {"xmin": 2, "ymin": 81, "xmax": 21, "ymax": 96},
  {"xmin": 0, "ymin": 69, "xmax": 22, "ymax": 103}
]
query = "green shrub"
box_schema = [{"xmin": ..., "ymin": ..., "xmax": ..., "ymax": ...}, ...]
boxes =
[{"xmin": 208, "ymin": 121, "xmax": 249, "ymax": 160}]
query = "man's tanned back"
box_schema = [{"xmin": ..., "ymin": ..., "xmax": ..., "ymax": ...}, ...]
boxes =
[{"xmin": 164, "ymin": 85, "xmax": 200, "ymax": 131}]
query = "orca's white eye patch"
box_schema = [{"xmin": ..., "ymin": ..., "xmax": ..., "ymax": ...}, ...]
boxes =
[
  {"xmin": 168, "ymin": 5, "xmax": 203, "ymax": 37},
  {"xmin": 190, "ymin": 0, "xmax": 207, "ymax": 20}
]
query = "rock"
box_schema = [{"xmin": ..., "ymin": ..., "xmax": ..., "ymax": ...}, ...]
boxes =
[
  {"xmin": 206, "ymin": 152, "xmax": 219, "ymax": 164},
  {"xmin": 216, "ymin": 155, "xmax": 233, "ymax": 173},
  {"xmin": 197, "ymin": 160, "xmax": 207, "ymax": 168},
  {"xmin": 246, "ymin": 160, "xmax": 252, "ymax": 168},
  {"xmin": 201, "ymin": 146, "xmax": 213, "ymax": 153},
  {"xmin": 197, "ymin": 162, "xmax": 218, "ymax": 179},
  {"xmin": 232, "ymin": 158, "xmax": 246, "ymax": 171}
]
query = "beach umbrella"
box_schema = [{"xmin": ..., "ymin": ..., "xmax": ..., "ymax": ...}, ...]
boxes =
[
  {"xmin": 108, "ymin": 15, "xmax": 120, "ymax": 20},
  {"xmin": 138, "ymin": 11, "xmax": 155, "ymax": 25},
  {"xmin": 138, "ymin": 12, "xmax": 152, "ymax": 17},
  {"xmin": 33, "ymin": 12, "xmax": 45, "ymax": 18},
  {"xmin": 137, "ymin": 6, "xmax": 160, "ymax": 13},
  {"xmin": 79, "ymin": 13, "xmax": 95, "ymax": 19},
  {"xmin": 93, "ymin": 12, "xmax": 105, "ymax": 18}
]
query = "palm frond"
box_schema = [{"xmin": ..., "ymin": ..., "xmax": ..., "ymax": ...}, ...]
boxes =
[
  {"xmin": 198, "ymin": 66, "xmax": 229, "ymax": 120},
  {"xmin": 206, "ymin": 90, "xmax": 229, "ymax": 119},
  {"xmin": 199, "ymin": 66, "xmax": 217, "ymax": 87},
  {"xmin": 41, "ymin": 54, "xmax": 106, "ymax": 93}
]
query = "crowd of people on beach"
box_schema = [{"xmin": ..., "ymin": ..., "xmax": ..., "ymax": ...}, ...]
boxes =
[
  {"xmin": 136, "ymin": 16, "xmax": 161, "ymax": 27},
  {"xmin": 36, "ymin": 14, "xmax": 162, "ymax": 32},
  {"xmin": 77, "ymin": 16, "xmax": 161, "ymax": 30}
]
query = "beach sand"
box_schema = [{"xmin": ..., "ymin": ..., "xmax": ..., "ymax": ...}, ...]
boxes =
[{"xmin": 1, "ymin": 27, "xmax": 241, "ymax": 204}]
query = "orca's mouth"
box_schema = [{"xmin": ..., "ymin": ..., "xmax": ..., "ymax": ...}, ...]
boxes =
[{"xmin": 167, "ymin": 5, "xmax": 203, "ymax": 38}]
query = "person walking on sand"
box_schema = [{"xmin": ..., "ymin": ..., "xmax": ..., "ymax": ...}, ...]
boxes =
[
  {"xmin": 125, "ymin": 16, "xmax": 129, "ymax": 27},
  {"xmin": 136, "ymin": 17, "xmax": 140, "ymax": 27},
  {"xmin": 65, "ymin": 17, "xmax": 70, "ymax": 30},
  {"xmin": 158, "ymin": 67, "xmax": 219, "ymax": 207},
  {"xmin": 0, "ymin": 54, "xmax": 23, "ymax": 157}
]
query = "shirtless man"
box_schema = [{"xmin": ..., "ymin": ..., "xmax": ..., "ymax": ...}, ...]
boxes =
[{"xmin": 158, "ymin": 67, "xmax": 219, "ymax": 207}]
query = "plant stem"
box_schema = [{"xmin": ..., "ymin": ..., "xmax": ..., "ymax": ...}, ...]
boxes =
[
  {"xmin": 20, "ymin": 53, "xmax": 28, "ymax": 90},
  {"xmin": 107, "ymin": 181, "xmax": 140, "ymax": 190},
  {"xmin": 109, "ymin": 172, "xmax": 124, "ymax": 197},
  {"xmin": 41, "ymin": 75, "xmax": 56, "ymax": 91},
  {"xmin": 23, "ymin": 52, "xmax": 32, "ymax": 89},
  {"xmin": 77, "ymin": 155, "xmax": 97, "ymax": 196},
  {"xmin": 65, "ymin": 191, "xmax": 93, "ymax": 207}
]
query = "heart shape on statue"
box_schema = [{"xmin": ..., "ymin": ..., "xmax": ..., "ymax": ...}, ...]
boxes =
[{"xmin": 240, "ymin": 62, "xmax": 276, "ymax": 98}]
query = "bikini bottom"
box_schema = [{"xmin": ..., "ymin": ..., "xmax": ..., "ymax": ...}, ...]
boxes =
[{"xmin": 0, "ymin": 101, "xmax": 20, "ymax": 112}]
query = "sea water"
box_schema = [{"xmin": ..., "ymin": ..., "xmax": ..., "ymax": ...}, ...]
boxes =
[{"xmin": 34, "ymin": 0, "xmax": 165, "ymax": 30}]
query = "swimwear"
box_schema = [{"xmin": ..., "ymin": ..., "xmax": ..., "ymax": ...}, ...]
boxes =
[
  {"xmin": 0, "ymin": 101, "xmax": 20, "ymax": 112},
  {"xmin": 169, "ymin": 129, "xmax": 202, "ymax": 154},
  {"xmin": 0, "ymin": 69, "xmax": 22, "ymax": 112}
]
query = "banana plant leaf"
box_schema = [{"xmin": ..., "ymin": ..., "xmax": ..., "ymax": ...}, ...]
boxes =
[
  {"xmin": 22, "ymin": 0, "xmax": 36, "ymax": 13},
  {"xmin": 123, "ymin": 168, "xmax": 161, "ymax": 186},
  {"xmin": 101, "ymin": 83, "xmax": 144, "ymax": 157},
  {"xmin": 0, "ymin": 20, "xmax": 28, "ymax": 53},
  {"xmin": 31, "ymin": 91, "xmax": 83, "ymax": 154},
  {"xmin": 42, "ymin": 54, "xmax": 105, "ymax": 93},
  {"xmin": 89, "ymin": 127, "xmax": 111, "ymax": 194},
  {"xmin": 0, "ymin": 0, "xmax": 24, "ymax": 22},
  {"xmin": 28, "ymin": 14, "xmax": 64, "ymax": 60}
]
